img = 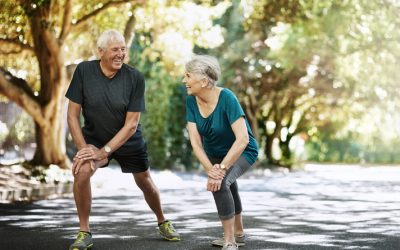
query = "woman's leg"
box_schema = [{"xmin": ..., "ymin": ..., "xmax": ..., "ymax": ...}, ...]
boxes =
[
  {"xmin": 230, "ymin": 181, "xmax": 244, "ymax": 236},
  {"xmin": 212, "ymin": 156, "xmax": 252, "ymax": 244}
]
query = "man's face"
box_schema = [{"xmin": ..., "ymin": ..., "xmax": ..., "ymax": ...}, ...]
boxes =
[{"xmin": 99, "ymin": 40, "xmax": 126, "ymax": 71}]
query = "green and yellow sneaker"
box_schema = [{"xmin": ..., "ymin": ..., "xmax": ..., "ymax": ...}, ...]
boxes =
[
  {"xmin": 158, "ymin": 220, "xmax": 180, "ymax": 241},
  {"xmin": 69, "ymin": 231, "xmax": 93, "ymax": 250}
]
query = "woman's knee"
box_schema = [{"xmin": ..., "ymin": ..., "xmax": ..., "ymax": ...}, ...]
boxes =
[{"xmin": 218, "ymin": 179, "xmax": 230, "ymax": 192}]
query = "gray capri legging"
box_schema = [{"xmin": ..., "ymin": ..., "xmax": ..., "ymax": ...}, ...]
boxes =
[{"xmin": 209, "ymin": 156, "xmax": 252, "ymax": 220}]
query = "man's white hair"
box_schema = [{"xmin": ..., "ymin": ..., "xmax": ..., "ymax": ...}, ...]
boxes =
[{"xmin": 97, "ymin": 29, "xmax": 125, "ymax": 49}]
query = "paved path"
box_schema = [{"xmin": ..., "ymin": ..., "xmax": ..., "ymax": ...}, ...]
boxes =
[{"xmin": 1, "ymin": 164, "xmax": 400, "ymax": 250}]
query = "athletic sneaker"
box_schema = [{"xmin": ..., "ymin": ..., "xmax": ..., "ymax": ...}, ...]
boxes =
[
  {"xmin": 212, "ymin": 234, "xmax": 245, "ymax": 247},
  {"xmin": 158, "ymin": 220, "xmax": 180, "ymax": 241},
  {"xmin": 69, "ymin": 231, "xmax": 93, "ymax": 250},
  {"xmin": 222, "ymin": 242, "xmax": 239, "ymax": 250}
]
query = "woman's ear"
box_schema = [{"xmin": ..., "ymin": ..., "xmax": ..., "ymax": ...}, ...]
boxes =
[{"xmin": 201, "ymin": 78, "xmax": 208, "ymax": 88}]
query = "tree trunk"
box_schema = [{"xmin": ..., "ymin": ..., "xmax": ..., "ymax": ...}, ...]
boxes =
[
  {"xmin": 264, "ymin": 116, "xmax": 283, "ymax": 165},
  {"xmin": 244, "ymin": 103, "xmax": 259, "ymax": 142},
  {"xmin": 27, "ymin": 1, "xmax": 69, "ymax": 168},
  {"xmin": 279, "ymin": 139, "xmax": 292, "ymax": 167},
  {"xmin": 265, "ymin": 135, "xmax": 274, "ymax": 164},
  {"xmin": 30, "ymin": 97, "xmax": 68, "ymax": 168}
]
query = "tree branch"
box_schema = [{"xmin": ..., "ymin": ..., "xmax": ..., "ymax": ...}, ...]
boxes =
[
  {"xmin": 0, "ymin": 68, "xmax": 46, "ymax": 127},
  {"xmin": 124, "ymin": 13, "xmax": 136, "ymax": 48},
  {"xmin": 73, "ymin": 0, "xmax": 139, "ymax": 30},
  {"xmin": 59, "ymin": 0, "xmax": 73, "ymax": 43},
  {"xmin": 0, "ymin": 38, "xmax": 34, "ymax": 53}
]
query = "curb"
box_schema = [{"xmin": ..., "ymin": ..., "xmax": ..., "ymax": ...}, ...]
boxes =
[{"xmin": 0, "ymin": 182, "xmax": 73, "ymax": 203}]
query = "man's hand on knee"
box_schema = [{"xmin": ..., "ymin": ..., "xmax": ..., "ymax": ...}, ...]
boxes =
[
  {"xmin": 72, "ymin": 157, "xmax": 94, "ymax": 175},
  {"xmin": 75, "ymin": 144, "xmax": 108, "ymax": 162},
  {"xmin": 72, "ymin": 154, "xmax": 109, "ymax": 176}
]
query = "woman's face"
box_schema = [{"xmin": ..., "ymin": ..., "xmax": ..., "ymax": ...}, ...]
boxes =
[{"xmin": 183, "ymin": 72, "xmax": 204, "ymax": 95}]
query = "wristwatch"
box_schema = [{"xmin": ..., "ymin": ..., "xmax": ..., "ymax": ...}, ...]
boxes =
[{"xmin": 104, "ymin": 145, "xmax": 112, "ymax": 154}]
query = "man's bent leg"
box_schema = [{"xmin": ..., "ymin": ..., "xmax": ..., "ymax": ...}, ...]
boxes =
[
  {"xmin": 133, "ymin": 170, "xmax": 165, "ymax": 223},
  {"xmin": 73, "ymin": 159, "xmax": 106, "ymax": 232},
  {"xmin": 73, "ymin": 162, "xmax": 93, "ymax": 232}
]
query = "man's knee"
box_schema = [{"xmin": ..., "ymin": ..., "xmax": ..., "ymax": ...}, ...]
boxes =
[
  {"xmin": 134, "ymin": 172, "xmax": 157, "ymax": 193},
  {"xmin": 74, "ymin": 162, "xmax": 93, "ymax": 180}
]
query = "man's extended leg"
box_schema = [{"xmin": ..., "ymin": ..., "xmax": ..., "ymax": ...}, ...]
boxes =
[
  {"xmin": 133, "ymin": 170, "xmax": 165, "ymax": 223},
  {"xmin": 133, "ymin": 170, "xmax": 180, "ymax": 241}
]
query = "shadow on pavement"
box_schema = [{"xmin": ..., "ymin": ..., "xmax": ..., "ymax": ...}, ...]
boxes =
[{"xmin": 1, "ymin": 166, "xmax": 400, "ymax": 249}]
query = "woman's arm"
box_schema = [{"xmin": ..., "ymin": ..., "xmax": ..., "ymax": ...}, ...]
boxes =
[
  {"xmin": 187, "ymin": 122, "xmax": 214, "ymax": 173},
  {"xmin": 187, "ymin": 122, "xmax": 225, "ymax": 191},
  {"xmin": 220, "ymin": 117, "xmax": 249, "ymax": 170}
]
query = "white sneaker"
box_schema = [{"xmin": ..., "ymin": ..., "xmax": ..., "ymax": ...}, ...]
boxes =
[
  {"xmin": 222, "ymin": 242, "xmax": 238, "ymax": 250},
  {"xmin": 212, "ymin": 235, "xmax": 245, "ymax": 247}
]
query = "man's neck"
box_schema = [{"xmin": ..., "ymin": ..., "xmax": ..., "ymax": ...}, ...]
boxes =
[{"xmin": 100, "ymin": 61, "xmax": 118, "ymax": 78}]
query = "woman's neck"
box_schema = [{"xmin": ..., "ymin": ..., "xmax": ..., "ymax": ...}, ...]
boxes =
[{"xmin": 197, "ymin": 87, "xmax": 220, "ymax": 105}]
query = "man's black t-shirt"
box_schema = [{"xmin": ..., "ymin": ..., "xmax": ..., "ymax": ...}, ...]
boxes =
[{"xmin": 65, "ymin": 60, "xmax": 146, "ymax": 152}]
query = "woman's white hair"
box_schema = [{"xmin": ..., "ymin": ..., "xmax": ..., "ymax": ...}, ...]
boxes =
[
  {"xmin": 97, "ymin": 29, "xmax": 125, "ymax": 50},
  {"xmin": 185, "ymin": 54, "xmax": 221, "ymax": 88}
]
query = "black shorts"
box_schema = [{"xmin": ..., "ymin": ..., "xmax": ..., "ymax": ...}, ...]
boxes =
[{"xmin": 104, "ymin": 143, "xmax": 149, "ymax": 173}]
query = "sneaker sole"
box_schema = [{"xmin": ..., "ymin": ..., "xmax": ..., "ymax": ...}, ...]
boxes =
[
  {"xmin": 70, "ymin": 243, "xmax": 93, "ymax": 250},
  {"xmin": 212, "ymin": 242, "xmax": 245, "ymax": 247},
  {"xmin": 162, "ymin": 236, "xmax": 181, "ymax": 241}
]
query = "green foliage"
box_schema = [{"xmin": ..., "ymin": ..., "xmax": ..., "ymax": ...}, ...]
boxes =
[
  {"xmin": 207, "ymin": 0, "xmax": 400, "ymax": 167},
  {"xmin": 130, "ymin": 36, "xmax": 193, "ymax": 169},
  {"xmin": 2, "ymin": 111, "xmax": 35, "ymax": 150},
  {"xmin": 306, "ymin": 137, "xmax": 363, "ymax": 163},
  {"xmin": 125, "ymin": 1, "xmax": 229, "ymax": 170}
]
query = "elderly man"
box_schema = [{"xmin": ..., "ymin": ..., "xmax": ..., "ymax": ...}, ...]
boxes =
[{"xmin": 66, "ymin": 29, "xmax": 179, "ymax": 250}]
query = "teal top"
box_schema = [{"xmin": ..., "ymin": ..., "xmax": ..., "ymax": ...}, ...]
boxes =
[{"xmin": 186, "ymin": 88, "xmax": 258, "ymax": 165}]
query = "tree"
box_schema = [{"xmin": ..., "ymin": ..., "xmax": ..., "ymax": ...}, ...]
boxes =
[
  {"xmin": 210, "ymin": 0, "xmax": 400, "ymax": 166},
  {"xmin": 0, "ymin": 0, "xmax": 141, "ymax": 168},
  {"xmin": 209, "ymin": 0, "xmax": 341, "ymax": 166}
]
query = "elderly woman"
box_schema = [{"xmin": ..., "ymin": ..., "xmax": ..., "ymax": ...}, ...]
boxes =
[{"xmin": 183, "ymin": 55, "xmax": 258, "ymax": 250}]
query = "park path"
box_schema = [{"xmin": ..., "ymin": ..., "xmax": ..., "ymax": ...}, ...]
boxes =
[{"xmin": 1, "ymin": 164, "xmax": 400, "ymax": 249}]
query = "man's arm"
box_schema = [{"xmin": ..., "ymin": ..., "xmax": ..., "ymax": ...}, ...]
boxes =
[
  {"xmin": 102, "ymin": 111, "xmax": 140, "ymax": 154},
  {"xmin": 68, "ymin": 100, "xmax": 98, "ymax": 174},
  {"xmin": 76, "ymin": 111, "xmax": 141, "ymax": 161},
  {"xmin": 67, "ymin": 101, "xmax": 87, "ymax": 150}
]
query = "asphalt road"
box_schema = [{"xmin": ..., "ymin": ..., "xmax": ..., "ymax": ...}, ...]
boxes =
[{"xmin": 1, "ymin": 164, "xmax": 400, "ymax": 250}]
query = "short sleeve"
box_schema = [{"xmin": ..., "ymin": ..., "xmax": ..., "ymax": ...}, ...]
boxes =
[
  {"xmin": 186, "ymin": 96, "xmax": 196, "ymax": 122},
  {"xmin": 225, "ymin": 91, "xmax": 245, "ymax": 125},
  {"xmin": 65, "ymin": 64, "xmax": 83, "ymax": 104},
  {"xmin": 127, "ymin": 71, "xmax": 145, "ymax": 112}
]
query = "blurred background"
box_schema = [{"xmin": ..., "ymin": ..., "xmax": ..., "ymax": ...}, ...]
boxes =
[{"xmin": 0, "ymin": 0, "xmax": 399, "ymax": 173}]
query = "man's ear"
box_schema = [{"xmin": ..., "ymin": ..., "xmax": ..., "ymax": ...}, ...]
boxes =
[{"xmin": 98, "ymin": 47, "xmax": 104, "ymax": 56}]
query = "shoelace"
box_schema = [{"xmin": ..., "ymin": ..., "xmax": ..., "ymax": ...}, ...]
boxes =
[
  {"xmin": 164, "ymin": 222, "xmax": 175, "ymax": 233},
  {"xmin": 75, "ymin": 232, "xmax": 87, "ymax": 243}
]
